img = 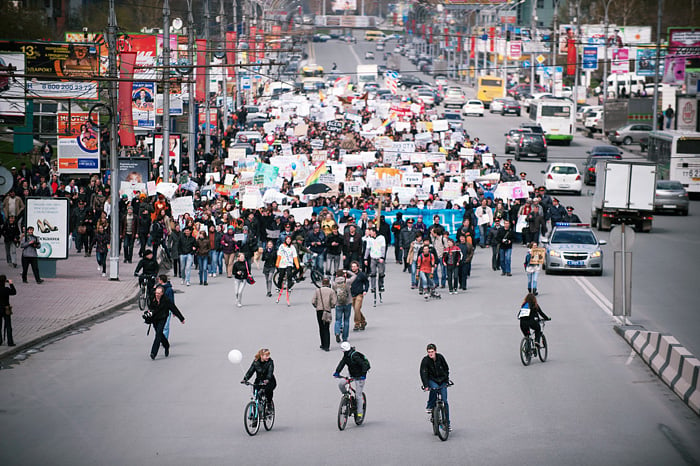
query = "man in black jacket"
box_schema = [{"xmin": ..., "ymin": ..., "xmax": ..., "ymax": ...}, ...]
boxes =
[
  {"xmin": 398, "ymin": 218, "xmax": 417, "ymax": 272},
  {"xmin": 334, "ymin": 341, "xmax": 369, "ymax": 419},
  {"xmin": 325, "ymin": 224, "xmax": 343, "ymax": 276},
  {"xmin": 391, "ymin": 213, "xmax": 405, "ymax": 264},
  {"xmin": 495, "ymin": 219, "xmax": 515, "ymax": 276},
  {"xmin": 148, "ymin": 285, "xmax": 185, "ymax": 359},
  {"xmin": 349, "ymin": 261, "xmax": 369, "ymax": 331},
  {"xmin": 420, "ymin": 343, "xmax": 451, "ymax": 429},
  {"xmin": 343, "ymin": 224, "xmax": 363, "ymax": 270}
]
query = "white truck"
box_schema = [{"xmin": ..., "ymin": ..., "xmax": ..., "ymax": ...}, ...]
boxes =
[
  {"xmin": 591, "ymin": 160, "xmax": 657, "ymax": 232},
  {"xmin": 356, "ymin": 64, "xmax": 378, "ymax": 92}
]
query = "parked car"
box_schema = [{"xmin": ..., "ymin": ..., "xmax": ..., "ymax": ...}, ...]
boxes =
[
  {"xmin": 490, "ymin": 98, "xmax": 506, "ymax": 113},
  {"xmin": 584, "ymin": 109, "xmax": 604, "ymax": 133},
  {"xmin": 443, "ymin": 87, "xmax": 466, "ymax": 108},
  {"xmin": 607, "ymin": 123, "xmax": 653, "ymax": 145},
  {"xmin": 654, "ymin": 180, "xmax": 690, "ymax": 215},
  {"xmin": 583, "ymin": 146, "xmax": 622, "ymax": 185},
  {"xmin": 514, "ymin": 133, "xmax": 548, "ymax": 161},
  {"xmin": 501, "ymin": 99, "xmax": 521, "ymax": 116},
  {"xmin": 504, "ymin": 128, "xmax": 531, "ymax": 154},
  {"xmin": 542, "ymin": 163, "xmax": 582, "ymax": 194},
  {"xmin": 541, "ymin": 223, "xmax": 606, "ymax": 276},
  {"xmin": 462, "ymin": 99, "xmax": 485, "ymax": 117}
]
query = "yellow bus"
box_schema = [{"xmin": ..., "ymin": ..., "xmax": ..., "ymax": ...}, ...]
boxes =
[
  {"xmin": 364, "ymin": 30, "xmax": 386, "ymax": 41},
  {"xmin": 477, "ymin": 76, "xmax": 505, "ymax": 108}
]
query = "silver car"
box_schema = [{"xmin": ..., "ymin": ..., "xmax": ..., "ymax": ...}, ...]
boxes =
[
  {"xmin": 654, "ymin": 180, "xmax": 690, "ymax": 215},
  {"xmin": 504, "ymin": 128, "xmax": 531, "ymax": 154},
  {"xmin": 542, "ymin": 224, "xmax": 606, "ymax": 276},
  {"xmin": 607, "ymin": 123, "xmax": 652, "ymax": 145}
]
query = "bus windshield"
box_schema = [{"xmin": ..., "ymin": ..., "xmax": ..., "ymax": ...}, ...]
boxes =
[
  {"xmin": 541, "ymin": 106, "xmax": 571, "ymax": 117},
  {"xmin": 677, "ymin": 138, "xmax": 700, "ymax": 154}
]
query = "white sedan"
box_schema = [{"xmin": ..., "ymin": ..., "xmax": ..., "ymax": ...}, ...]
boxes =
[
  {"xmin": 462, "ymin": 99, "xmax": 485, "ymax": 117},
  {"xmin": 542, "ymin": 163, "xmax": 583, "ymax": 195},
  {"xmin": 365, "ymin": 51, "xmax": 375, "ymax": 60}
]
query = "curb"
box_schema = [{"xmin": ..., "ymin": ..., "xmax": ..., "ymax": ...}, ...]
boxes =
[
  {"xmin": 615, "ymin": 325, "xmax": 700, "ymax": 416},
  {"xmin": 0, "ymin": 289, "xmax": 139, "ymax": 363}
]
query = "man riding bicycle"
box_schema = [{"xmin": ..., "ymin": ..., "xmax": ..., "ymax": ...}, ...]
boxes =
[
  {"xmin": 420, "ymin": 343, "xmax": 451, "ymax": 431},
  {"xmin": 334, "ymin": 341, "xmax": 370, "ymax": 419},
  {"xmin": 134, "ymin": 249, "xmax": 159, "ymax": 290}
]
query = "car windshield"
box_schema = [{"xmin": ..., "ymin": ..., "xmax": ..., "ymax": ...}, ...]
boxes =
[
  {"xmin": 551, "ymin": 166, "xmax": 578, "ymax": 175},
  {"xmin": 657, "ymin": 180, "xmax": 684, "ymax": 190},
  {"xmin": 551, "ymin": 231, "xmax": 597, "ymax": 245},
  {"xmin": 592, "ymin": 146, "xmax": 619, "ymax": 155},
  {"xmin": 444, "ymin": 113, "xmax": 461, "ymax": 120},
  {"xmin": 467, "ymin": 100, "xmax": 481, "ymax": 105}
]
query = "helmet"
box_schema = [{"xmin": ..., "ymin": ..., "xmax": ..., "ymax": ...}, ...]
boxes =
[{"xmin": 340, "ymin": 342, "xmax": 351, "ymax": 352}]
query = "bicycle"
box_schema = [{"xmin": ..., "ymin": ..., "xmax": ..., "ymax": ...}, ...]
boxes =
[
  {"xmin": 520, "ymin": 319, "xmax": 548, "ymax": 366},
  {"xmin": 422, "ymin": 380, "xmax": 453, "ymax": 441},
  {"xmin": 241, "ymin": 381, "xmax": 275, "ymax": 436},
  {"xmin": 272, "ymin": 256, "xmax": 324, "ymax": 291},
  {"xmin": 335, "ymin": 376, "xmax": 367, "ymax": 431},
  {"xmin": 137, "ymin": 274, "xmax": 157, "ymax": 310}
]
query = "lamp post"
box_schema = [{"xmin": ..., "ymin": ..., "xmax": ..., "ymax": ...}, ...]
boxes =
[{"xmin": 601, "ymin": 0, "xmax": 614, "ymax": 136}]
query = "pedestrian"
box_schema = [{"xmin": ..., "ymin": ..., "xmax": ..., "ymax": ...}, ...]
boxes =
[
  {"xmin": 487, "ymin": 218, "xmax": 501, "ymax": 271},
  {"xmin": 120, "ymin": 205, "xmax": 138, "ymax": 264},
  {"xmin": 333, "ymin": 269, "xmax": 355, "ymax": 343},
  {"xmin": 406, "ymin": 231, "xmax": 423, "ymax": 289},
  {"xmin": 232, "ymin": 252, "xmax": 249, "ymax": 307},
  {"xmin": 221, "ymin": 224, "xmax": 237, "ymax": 278},
  {"xmin": 495, "ymin": 219, "xmax": 514, "ymax": 276},
  {"xmin": 157, "ymin": 274, "xmax": 175, "ymax": 339},
  {"xmin": 241, "ymin": 348, "xmax": 277, "ymax": 407},
  {"xmin": 475, "ymin": 199, "xmax": 493, "ymax": 248},
  {"xmin": 20, "ymin": 226, "xmax": 43, "ymax": 284},
  {"xmin": 261, "ymin": 240, "xmax": 277, "ymax": 297},
  {"xmin": 399, "ymin": 218, "xmax": 417, "ymax": 272},
  {"xmin": 2, "ymin": 215, "xmax": 20, "ymax": 268},
  {"xmin": 456, "ymin": 234, "xmax": 474, "ymax": 291},
  {"xmin": 195, "ymin": 229, "xmax": 210, "ymax": 286},
  {"xmin": 442, "ymin": 237, "xmax": 462, "ymax": 295},
  {"xmin": 148, "ymin": 284, "xmax": 185, "ymax": 360},
  {"xmin": 324, "ymin": 224, "xmax": 343, "ymax": 276},
  {"xmin": 333, "ymin": 341, "xmax": 370, "ymax": 420},
  {"xmin": 178, "ymin": 226, "xmax": 196, "ymax": 286},
  {"xmin": 312, "ymin": 277, "xmax": 337, "ymax": 351},
  {"xmin": 664, "ymin": 105, "xmax": 675, "ymax": 129},
  {"xmin": 391, "ymin": 212, "xmax": 405, "ymax": 264},
  {"xmin": 93, "ymin": 224, "xmax": 109, "ymax": 277},
  {"xmin": 524, "ymin": 242, "xmax": 542, "ymax": 295},
  {"xmin": 349, "ymin": 260, "xmax": 369, "ymax": 331},
  {"xmin": 0, "ymin": 274, "xmax": 17, "ymax": 346}
]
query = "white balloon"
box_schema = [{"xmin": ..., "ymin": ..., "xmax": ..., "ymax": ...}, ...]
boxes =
[{"xmin": 228, "ymin": 349, "xmax": 243, "ymax": 364}]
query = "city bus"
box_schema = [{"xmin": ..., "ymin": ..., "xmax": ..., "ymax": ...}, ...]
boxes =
[
  {"xmin": 647, "ymin": 130, "xmax": 700, "ymax": 195},
  {"xmin": 364, "ymin": 30, "xmax": 386, "ymax": 41},
  {"xmin": 527, "ymin": 97, "xmax": 576, "ymax": 145},
  {"xmin": 298, "ymin": 65, "xmax": 325, "ymax": 92},
  {"xmin": 476, "ymin": 75, "xmax": 505, "ymax": 108}
]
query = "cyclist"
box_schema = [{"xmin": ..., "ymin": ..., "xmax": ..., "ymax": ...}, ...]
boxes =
[
  {"xmin": 134, "ymin": 249, "xmax": 159, "ymax": 294},
  {"xmin": 518, "ymin": 293, "xmax": 550, "ymax": 347},
  {"xmin": 275, "ymin": 235, "xmax": 299, "ymax": 295},
  {"xmin": 333, "ymin": 341, "xmax": 369, "ymax": 420},
  {"xmin": 419, "ymin": 343, "xmax": 451, "ymax": 431},
  {"xmin": 305, "ymin": 223, "xmax": 326, "ymax": 274},
  {"xmin": 363, "ymin": 228, "xmax": 386, "ymax": 293},
  {"xmin": 241, "ymin": 348, "xmax": 277, "ymax": 411}
]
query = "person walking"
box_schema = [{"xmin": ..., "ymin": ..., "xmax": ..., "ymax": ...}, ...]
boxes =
[
  {"xmin": 261, "ymin": 240, "xmax": 277, "ymax": 297},
  {"xmin": 120, "ymin": 206, "xmax": 138, "ymax": 264},
  {"xmin": 312, "ymin": 277, "xmax": 337, "ymax": 351},
  {"xmin": 475, "ymin": 199, "xmax": 493, "ymax": 248},
  {"xmin": 495, "ymin": 219, "xmax": 515, "ymax": 276},
  {"xmin": 178, "ymin": 227, "xmax": 196, "ymax": 286},
  {"xmin": 232, "ymin": 253, "xmax": 249, "ymax": 307},
  {"xmin": 157, "ymin": 274, "xmax": 175, "ymax": 339},
  {"xmin": 487, "ymin": 218, "xmax": 501, "ymax": 271},
  {"xmin": 148, "ymin": 284, "xmax": 185, "ymax": 360},
  {"xmin": 333, "ymin": 269, "xmax": 355, "ymax": 343},
  {"xmin": 524, "ymin": 242, "xmax": 542, "ymax": 295},
  {"xmin": 93, "ymin": 224, "xmax": 110, "ymax": 277},
  {"xmin": 195, "ymin": 229, "xmax": 210, "ymax": 286},
  {"xmin": 20, "ymin": 226, "xmax": 43, "ymax": 284},
  {"xmin": 0, "ymin": 274, "xmax": 17, "ymax": 346},
  {"xmin": 221, "ymin": 225, "xmax": 238, "ymax": 278},
  {"xmin": 664, "ymin": 105, "xmax": 675, "ymax": 129},
  {"xmin": 391, "ymin": 212, "xmax": 405, "ymax": 264},
  {"xmin": 406, "ymin": 231, "xmax": 423, "ymax": 289},
  {"xmin": 399, "ymin": 218, "xmax": 417, "ymax": 272},
  {"xmin": 325, "ymin": 224, "xmax": 343, "ymax": 276},
  {"xmin": 457, "ymin": 234, "xmax": 474, "ymax": 291},
  {"xmin": 349, "ymin": 261, "xmax": 369, "ymax": 331},
  {"xmin": 363, "ymin": 228, "xmax": 386, "ymax": 293},
  {"xmin": 2, "ymin": 215, "xmax": 20, "ymax": 268},
  {"xmin": 442, "ymin": 238, "xmax": 462, "ymax": 295}
]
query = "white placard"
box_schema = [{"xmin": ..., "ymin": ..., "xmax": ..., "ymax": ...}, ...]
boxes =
[
  {"xmin": 289, "ymin": 207, "xmax": 313, "ymax": 222},
  {"xmin": 155, "ymin": 182, "xmax": 179, "ymax": 199},
  {"xmin": 402, "ymin": 172, "xmax": 423, "ymax": 185},
  {"xmin": 224, "ymin": 173, "xmax": 235, "ymax": 185},
  {"xmin": 171, "ymin": 196, "xmax": 194, "ymax": 219},
  {"xmin": 432, "ymin": 120, "xmax": 448, "ymax": 132},
  {"xmin": 205, "ymin": 172, "xmax": 221, "ymax": 182},
  {"xmin": 481, "ymin": 153, "xmax": 495, "ymax": 167},
  {"xmin": 392, "ymin": 186, "xmax": 416, "ymax": 204}
]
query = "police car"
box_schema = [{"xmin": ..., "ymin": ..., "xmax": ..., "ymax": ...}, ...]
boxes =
[{"xmin": 541, "ymin": 223, "xmax": 606, "ymax": 276}]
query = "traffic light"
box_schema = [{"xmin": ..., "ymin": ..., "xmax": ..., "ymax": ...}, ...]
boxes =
[{"xmin": 506, "ymin": 31, "xmax": 511, "ymax": 41}]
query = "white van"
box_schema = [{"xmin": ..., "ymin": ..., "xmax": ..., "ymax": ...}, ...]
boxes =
[{"xmin": 606, "ymin": 73, "xmax": 646, "ymax": 97}]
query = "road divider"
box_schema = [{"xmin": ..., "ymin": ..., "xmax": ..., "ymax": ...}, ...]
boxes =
[{"xmin": 615, "ymin": 326, "xmax": 700, "ymax": 415}]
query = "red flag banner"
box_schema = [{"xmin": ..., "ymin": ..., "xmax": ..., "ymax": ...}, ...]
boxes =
[
  {"xmin": 249, "ymin": 27, "xmax": 256, "ymax": 63},
  {"xmin": 470, "ymin": 36, "xmax": 475, "ymax": 59},
  {"xmin": 445, "ymin": 28, "xmax": 449, "ymax": 47},
  {"xmin": 567, "ymin": 38, "xmax": 576, "ymax": 76},
  {"xmin": 429, "ymin": 27, "xmax": 433, "ymax": 44},
  {"xmin": 118, "ymin": 52, "xmax": 136, "ymax": 147},
  {"xmin": 196, "ymin": 39, "xmax": 206, "ymax": 102},
  {"xmin": 489, "ymin": 27, "xmax": 495, "ymax": 53},
  {"xmin": 226, "ymin": 31, "xmax": 236, "ymax": 81},
  {"xmin": 457, "ymin": 32, "xmax": 462, "ymax": 53}
]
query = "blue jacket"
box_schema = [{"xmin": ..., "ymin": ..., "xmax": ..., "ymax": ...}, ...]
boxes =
[{"xmin": 350, "ymin": 270, "xmax": 369, "ymax": 297}]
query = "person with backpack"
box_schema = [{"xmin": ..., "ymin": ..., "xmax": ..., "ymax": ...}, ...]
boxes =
[
  {"xmin": 334, "ymin": 341, "xmax": 370, "ymax": 420},
  {"xmin": 416, "ymin": 244, "xmax": 437, "ymax": 299},
  {"xmin": 333, "ymin": 269, "xmax": 356, "ymax": 343}
]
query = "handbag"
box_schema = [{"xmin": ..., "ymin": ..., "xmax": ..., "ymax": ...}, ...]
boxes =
[
  {"xmin": 77, "ymin": 225, "xmax": 87, "ymax": 235},
  {"xmin": 245, "ymin": 261, "xmax": 255, "ymax": 285},
  {"xmin": 5, "ymin": 305, "xmax": 12, "ymax": 316}
]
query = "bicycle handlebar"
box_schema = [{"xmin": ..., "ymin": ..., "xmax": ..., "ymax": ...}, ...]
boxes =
[{"xmin": 421, "ymin": 380, "xmax": 454, "ymax": 391}]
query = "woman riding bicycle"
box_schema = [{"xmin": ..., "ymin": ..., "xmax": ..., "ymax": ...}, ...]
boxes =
[
  {"xmin": 518, "ymin": 293, "xmax": 550, "ymax": 346},
  {"xmin": 241, "ymin": 348, "xmax": 277, "ymax": 407}
]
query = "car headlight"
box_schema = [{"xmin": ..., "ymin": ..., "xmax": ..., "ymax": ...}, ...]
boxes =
[
  {"xmin": 548, "ymin": 250, "xmax": 561, "ymax": 258},
  {"xmin": 590, "ymin": 250, "xmax": 601, "ymax": 258}
]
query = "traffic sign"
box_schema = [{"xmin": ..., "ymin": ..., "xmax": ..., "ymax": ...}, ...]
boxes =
[
  {"xmin": 509, "ymin": 41, "xmax": 522, "ymax": 60},
  {"xmin": 523, "ymin": 60, "xmax": 531, "ymax": 69},
  {"xmin": 241, "ymin": 76, "xmax": 251, "ymax": 90},
  {"xmin": 583, "ymin": 46, "xmax": 599, "ymax": 70},
  {"xmin": 536, "ymin": 54, "xmax": 546, "ymax": 64}
]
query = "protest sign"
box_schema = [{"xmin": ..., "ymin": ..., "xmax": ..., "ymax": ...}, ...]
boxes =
[{"xmin": 171, "ymin": 196, "xmax": 194, "ymax": 219}]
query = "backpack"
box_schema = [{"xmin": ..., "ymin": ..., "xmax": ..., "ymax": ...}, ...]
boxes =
[
  {"xmin": 351, "ymin": 350, "xmax": 371, "ymax": 373},
  {"xmin": 335, "ymin": 279, "xmax": 349, "ymax": 303}
]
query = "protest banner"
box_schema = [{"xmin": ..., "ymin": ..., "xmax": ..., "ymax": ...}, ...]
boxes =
[{"xmin": 171, "ymin": 196, "xmax": 194, "ymax": 219}]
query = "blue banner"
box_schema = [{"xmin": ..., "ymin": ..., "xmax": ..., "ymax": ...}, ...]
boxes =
[{"xmin": 582, "ymin": 47, "xmax": 598, "ymax": 70}]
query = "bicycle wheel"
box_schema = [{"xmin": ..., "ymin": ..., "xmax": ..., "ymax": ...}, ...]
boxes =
[
  {"xmin": 431, "ymin": 406, "xmax": 439, "ymax": 435},
  {"xmin": 138, "ymin": 287, "xmax": 147, "ymax": 310},
  {"xmin": 520, "ymin": 337, "xmax": 532, "ymax": 366},
  {"xmin": 263, "ymin": 399, "xmax": 275, "ymax": 431},
  {"xmin": 337, "ymin": 396, "xmax": 349, "ymax": 431},
  {"xmin": 353, "ymin": 392, "xmax": 367, "ymax": 425},
  {"xmin": 244, "ymin": 401, "xmax": 260, "ymax": 436},
  {"xmin": 538, "ymin": 334, "xmax": 548, "ymax": 362},
  {"xmin": 310, "ymin": 269, "xmax": 323, "ymax": 288},
  {"xmin": 273, "ymin": 270, "xmax": 282, "ymax": 291},
  {"xmin": 436, "ymin": 404, "xmax": 449, "ymax": 441}
]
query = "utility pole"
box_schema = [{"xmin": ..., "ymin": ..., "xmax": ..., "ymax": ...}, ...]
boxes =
[
  {"xmin": 204, "ymin": 0, "xmax": 211, "ymax": 154},
  {"xmin": 530, "ymin": 0, "xmax": 536, "ymax": 96},
  {"xmin": 573, "ymin": 1, "xmax": 581, "ymax": 103},
  {"xmin": 163, "ymin": 0, "xmax": 171, "ymax": 183},
  {"xmin": 220, "ymin": 0, "xmax": 228, "ymax": 134},
  {"xmin": 602, "ymin": 0, "xmax": 613, "ymax": 136},
  {"xmin": 651, "ymin": 0, "xmax": 663, "ymax": 130},
  {"xmin": 187, "ymin": 0, "xmax": 196, "ymax": 172},
  {"xmin": 107, "ymin": 0, "xmax": 120, "ymax": 280},
  {"xmin": 233, "ymin": 0, "xmax": 240, "ymax": 113}
]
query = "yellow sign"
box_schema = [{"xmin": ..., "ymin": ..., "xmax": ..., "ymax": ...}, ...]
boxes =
[{"xmin": 536, "ymin": 54, "xmax": 546, "ymax": 64}]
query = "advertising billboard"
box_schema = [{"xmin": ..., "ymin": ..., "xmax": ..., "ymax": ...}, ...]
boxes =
[
  {"xmin": 117, "ymin": 157, "xmax": 150, "ymax": 200},
  {"xmin": 25, "ymin": 198, "xmax": 70, "ymax": 260},
  {"xmin": 153, "ymin": 133, "xmax": 181, "ymax": 170},
  {"xmin": 0, "ymin": 52, "xmax": 25, "ymax": 126},
  {"xmin": 332, "ymin": 0, "xmax": 356, "ymax": 10},
  {"xmin": 635, "ymin": 48, "xmax": 665, "ymax": 76},
  {"xmin": 0, "ymin": 41, "xmax": 99, "ymax": 100},
  {"xmin": 611, "ymin": 48, "xmax": 630, "ymax": 74},
  {"xmin": 57, "ymin": 112, "xmax": 101, "ymax": 174}
]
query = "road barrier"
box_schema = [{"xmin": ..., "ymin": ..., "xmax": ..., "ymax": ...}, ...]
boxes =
[{"xmin": 616, "ymin": 326, "xmax": 700, "ymax": 416}]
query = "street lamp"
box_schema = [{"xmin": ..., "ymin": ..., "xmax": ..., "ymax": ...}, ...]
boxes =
[{"xmin": 601, "ymin": 0, "xmax": 614, "ymax": 136}]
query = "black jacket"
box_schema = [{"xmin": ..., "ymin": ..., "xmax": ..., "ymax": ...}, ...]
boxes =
[
  {"xmin": 148, "ymin": 294, "xmax": 185, "ymax": 323},
  {"xmin": 134, "ymin": 257, "xmax": 159, "ymax": 276},
  {"xmin": 178, "ymin": 235, "xmax": 197, "ymax": 256},
  {"xmin": 335, "ymin": 348, "xmax": 368, "ymax": 377},
  {"xmin": 494, "ymin": 227, "xmax": 515, "ymax": 250},
  {"xmin": 0, "ymin": 283, "xmax": 17, "ymax": 306},
  {"xmin": 244, "ymin": 358, "xmax": 275, "ymax": 384},
  {"xmin": 420, "ymin": 353, "xmax": 450, "ymax": 387},
  {"xmin": 350, "ymin": 270, "xmax": 369, "ymax": 297}
]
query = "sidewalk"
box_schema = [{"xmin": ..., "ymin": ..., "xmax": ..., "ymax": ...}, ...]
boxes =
[{"xmin": 0, "ymin": 247, "xmax": 140, "ymax": 361}]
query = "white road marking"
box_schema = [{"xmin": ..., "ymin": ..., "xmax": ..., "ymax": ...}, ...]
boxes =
[
  {"xmin": 626, "ymin": 350, "xmax": 636, "ymax": 365},
  {"xmin": 347, "ymin": 42, "xmax": 361, "ymax": 66},
  {"xmin": 572, "ymin": 276, "xmax": 629, "ymax": 326}
]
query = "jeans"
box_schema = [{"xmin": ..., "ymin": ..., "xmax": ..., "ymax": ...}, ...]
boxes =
[
  {"xmin": 446, "ymin": 265, "xmax": 458, "ymax": 291},
  {"xmin": 527, "ymin": 271, "xmax": 539, "ymax": 290},
  {"xmin": 326, "ymin": 254, "xmax": 341, "ymax": 275},
  {"xmin": 458, "ymin": 262, "xmax": 469, "ymax": 290},
  {"xmin": 479, "ymin": 224, "xmax": 489, "ymax": 246},
  {"xmin": 492, "ymin": 245, "xmax": 500, "ymax": 270},
  {"xmin": 96, "ymin": 250, "xmax": 107, "ymax": 273},
  {"xmin": 208, "ymin": 250, "xmax": 223, "ymax": 274},
  {"xmin": 123, "ymin": 235, "xmax": 134, "ymax": 262},
  {"xmin": 499, "ymin": 247, "xmax": 512, "ymax": 274},
  {"xmin": 368, "ymin": 258, "xmax": 385, "ymax": 290},
  {"xmin": 426, "ymin": 380, "xmax": 450, "ymax": 423},
  {"xmin": 180, "ymin": 254, "xmax": 193, "ymax": 283},
  {"xmin": 235, "ymin": 279, "xmax": 246, "ymax": 303},
  {"xmin": 163, "ymin": 312, "xmax": 172, "ymax": 339},
  {"xmin": 436, "ymin": 262, "xmax": 446, "ymax": 286},
  {"xmin": 5, "ymin": 240, "xmax": 17, "ymax": 265},
  {"xmin": 411, "ymin": 260, "xmax": 419, "ymax": 287},
  {"xmin": 312, "ymin": 252, "xmax": 325, "ymax": 273},
  {"xmin": 197, "ymin": 255, "xmax": 209, "ymax": 283},
  {"xmin": 334, "ymin": 304, "xmax": 352, "ymax": 341},
  {"xmin": 150, "ymin": 319, "xmax": 170, "ymax": 357},
  {"xmin": 419, "ymin": 271, "xmax": 434, "ymax": 290}
]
